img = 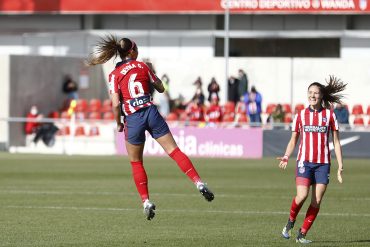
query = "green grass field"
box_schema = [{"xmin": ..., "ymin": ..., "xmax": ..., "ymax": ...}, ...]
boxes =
[{"xmin": 0, "ymin": 152, "xmax": 369, "ymax": 247}]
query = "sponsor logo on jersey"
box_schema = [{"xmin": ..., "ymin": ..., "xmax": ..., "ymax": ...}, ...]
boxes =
[
  {"xmin": 304, "ymin": 125, "xmax": 327, "ymax": 133},
  {"xmin": 129, "ymin": 95, "xmax": 151, "ymax": 107}
]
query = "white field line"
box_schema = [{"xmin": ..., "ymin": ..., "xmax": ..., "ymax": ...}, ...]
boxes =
[
  {"xmin": 0, "ymin": 190, "xmax": 370, "ymax": 201},
  {"xmin": 2, "ymin": 205, "xmax": 370, "ymax": 217}
]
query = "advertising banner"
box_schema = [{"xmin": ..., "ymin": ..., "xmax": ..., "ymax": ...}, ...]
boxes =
[
  {"xmin": 263, "ymin": 129, "xmax": 370, "ymax": 158},
  {"xmin": 0, "ymin": 0, "xmax": 369, "ymax": 14},
  {"xmin": 116, "ymin": 127, "xmax": 263, "ymax": 159}
]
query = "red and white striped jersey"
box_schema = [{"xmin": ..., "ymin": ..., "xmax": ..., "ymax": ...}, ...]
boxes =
[
  {"xmin": 108, "ymin": 60, "xmax": 158, "ymax": 116},
  {"xmin": 292, "ymin": 107, "xmax": 339, "ymax": 164},
  {"xmin": 206, "ymin": 104, "xmax": 223, "ymax": 123}
]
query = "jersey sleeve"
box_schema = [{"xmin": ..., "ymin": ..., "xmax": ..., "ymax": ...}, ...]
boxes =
[
  {"xmin": 108, "ymin": 73, "xmax": 119, "ymax": 95},
  {"xmin": 330, "ymin": 110, "xmax": 339, "ymax": 131},
  {"xmin": 291, "ymin": 112, "xmax": 301, "ymax": 132}
]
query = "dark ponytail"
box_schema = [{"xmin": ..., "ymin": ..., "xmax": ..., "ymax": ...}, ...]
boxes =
[
  {"xmin": 86, "ymin": 35, "xmax": 136, "ymax": 66},
  {"xmin": 308, "ymin": 76, "xmax": 347, "ymax": 108}
]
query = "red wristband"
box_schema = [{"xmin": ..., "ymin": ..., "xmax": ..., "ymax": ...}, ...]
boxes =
[{"xmin": 282, "ymin": 155, "xmax": 289, "ymax": 163}]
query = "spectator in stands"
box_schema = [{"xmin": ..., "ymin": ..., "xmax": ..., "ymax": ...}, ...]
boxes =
[
  {"xmin": 33, "ymin": 120, "xmax": 59, "ymax": 147},
  {"xmin": 86, "ymin": 35, "xmax": 214, "ymax": 220},
  {"xmin": 268, "ymin": 103, "xmax": 285, "ymax": 129},
  {"xmin": 25, "ymin": 105, "xmax": 42, "ymax": 135},
  {"xmin": 191, "ymin": 76, "xmax": 205, "ymax": 105},
  {"xmin": 238, "ymin": 69, "xmax": 249, "ymax": 98},
  {"xmin": 228, "ymin": 76, "xmax": 240, "ymax": 104},
  {"xmin": 207, "ymin": 77, "xmax": 220, "ymax": 102},
  {"xmin": 186, "ymin": 96, "xmax": 205, "ymax": 122},
  {"xmin": 62, "ymin": 75, "xmax": 79, "ymax": 100},
  {"xmin": 243, "ymin": 86, "xmax": 263, "ymax": 124},
  {"xmin": 205, "ymin": 93, "xmax": 222, "ymax": 124},
  {"xmin": 334, "ymin": 103, "xmax": 349, "ymax": 125},
  {"xmin": 172, "ymin": 94, "xmax": 187, "ymax": 111}
]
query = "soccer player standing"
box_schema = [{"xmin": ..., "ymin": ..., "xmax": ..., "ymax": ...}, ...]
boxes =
[
  {"xmin": 277, "ymin": 76, "xmax": 346, "ymax": 243},
  {"xmin": 86, "ymin": 35, "xmax": 214, "ymax": 220}
]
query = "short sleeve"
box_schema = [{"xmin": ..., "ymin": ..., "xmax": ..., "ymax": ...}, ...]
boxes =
[
  {"xmin": 330, "ymin": 110, "xmax": 339, "ymax": 131},
  {"xmin": 291, "ymin": 112, "xmax": 301, "ymax": 132}
]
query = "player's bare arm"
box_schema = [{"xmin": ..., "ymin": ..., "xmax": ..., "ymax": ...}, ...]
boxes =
[
  {"xmin": 332, "ymin": 130, "xmax": 344, "ymax": 183},
  {"xmin": 153, "ymin": 79, "xmax": 165, "ymax": 93},
  {"xmin": 278, "ymin": 131, "xmax": 299, "ymax": 170},
  {"xmin": 111, "ymin": 92, "xmax": 124, "ymax": 132}
]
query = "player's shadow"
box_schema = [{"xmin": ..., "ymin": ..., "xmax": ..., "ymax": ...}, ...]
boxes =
[{"xmin": 315, "ymin": 239, "xmax": 370, "ymax": 243}]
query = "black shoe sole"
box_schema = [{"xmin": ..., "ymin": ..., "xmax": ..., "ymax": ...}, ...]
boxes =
[{"xmin": 200, "ymin": 189, "xmax": 214, "ymax": 202}]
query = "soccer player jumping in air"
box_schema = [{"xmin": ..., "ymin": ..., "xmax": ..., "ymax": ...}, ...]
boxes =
[
  {"xmin": 277, "ymin": 76, "xmax": 346, "ymax": 243},
  {"xmin": 86, "ymin": 35, "xmax": 214, "ymax": 220}
]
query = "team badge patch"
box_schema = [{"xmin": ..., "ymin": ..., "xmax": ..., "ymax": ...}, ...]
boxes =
[
  {"xmin": 322, "ymin": 117, "xmax": 327, "ymax": 122},
  {"xmin": 299, "ymin": 167, "xmax": 305, "ymax": 174}
]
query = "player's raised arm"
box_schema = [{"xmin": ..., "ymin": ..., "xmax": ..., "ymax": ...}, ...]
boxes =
[{"xmin": 152, "ymin": 78, "xmax": 165, "ymax": 93}]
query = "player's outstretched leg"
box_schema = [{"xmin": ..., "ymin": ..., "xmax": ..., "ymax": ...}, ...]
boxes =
[
  {"xmin": 281, "ymin": 219, "xmax": 295, "ymax": 239},
  {"xmin": 143, "ymin": 199, "xmax": 156, "ymax": 220},
  {"xmin": 296, "ymin": 228, "xmax": 312, "ymax": 244},
  {"xmin": 196, "ymin": 181, "xmax": 214, "ymax": 202},
  {"xmin": 169, "ymin": 147, "xmax": 214, "ymax": 201}
]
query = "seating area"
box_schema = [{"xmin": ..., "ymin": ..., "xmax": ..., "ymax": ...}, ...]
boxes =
[
  {"xmin": 50, "ymin": 99, "xmax": 370, "ymax": 136},
  {"xmin": 49, "ymin": 98, "xmax": 114, "ymax": 137},
  {"xmin": 350, "ymin": 104, "xmax": 370, "ymax": 127},
  {"xmin": 166, "ymin": 102, "xmax": 370, "ymax": 128}
]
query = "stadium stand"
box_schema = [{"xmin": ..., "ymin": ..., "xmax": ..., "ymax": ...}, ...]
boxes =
[
  {"xmin": 88, "ymin": 99, "xmax": 102, "ymax": 112},
  {"xmin": 222, "ymin": 114, "xmax": 234, "ymax": 122},
  {"xmin": 101, "ymin": 99, "xmax": 112, "ymax": 113},
  {"xmin": 88, "ymin": 112, "xmax": 101, "ymax": 120},
  {"xmin": 284, "ymin": 114, "xmax": 293, "ymax": 123},
  {"xmin": 282, "ymin": 104, "xmax": 292, "ymax": 114},
  {"xmin": 265, "ymin": 103, "xmax": 276, "ymax": 115},
  {"xmin": 353, "ymin": 117, "xmax": 365, "ymax": 126},
  {"xmin": 60, "ymin": 111, "xmax": 71, "ymax": 119},
  {"xmin": 74, "ymin": 126, "xmax": 86, "ymax": 136},
  {"xmin": 223, "ymin": 101, "xmax": 236, "ymax": 115},
  {"xmin": 294, "ymin": 103, "xmax": 305, "ymax": 113},
  {"xmin": 236, "ymin": 114, "xmax": 248, "ymax": 124},
  {"xmin": 352, "ymin": 104, "xmax": 364, "ymax": 115},
  {"xmin": 166, "ymin": 112, "xmax": 178, "ymax": 121},
  {"xmin": 102, "ymin": 111, "xmax": 114, "ymax": 121},
  {"xmin": 76, "ymin": 99, "xmax": 88, "ymax": 112}
]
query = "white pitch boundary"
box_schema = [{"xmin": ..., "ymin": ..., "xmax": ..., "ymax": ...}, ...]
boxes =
[
  {"xmin": 2, "ymin": 205, "xmax": 370, "ymax": 217},
  {"xmin": 1, "ymin": 190, "xmax": 370, "ymax": 201}
]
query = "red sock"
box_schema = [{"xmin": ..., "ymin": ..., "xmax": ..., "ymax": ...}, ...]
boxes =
[
  {"xmin": 301, "ymin": 205, "xmax": 320, "ymax": 234},
  {"xmin": 131, "ymin": 161, "xmax": 149, "ymax": 202},
  {"xmin": 169, "ymin": 147, "xmax": 201, "ymax": 183},
  {"xmin": 289, "ymin": 197, "xmax": 303, "ymax": 221}
]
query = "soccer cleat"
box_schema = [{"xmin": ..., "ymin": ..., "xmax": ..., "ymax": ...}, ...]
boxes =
[
  {"xmin": 296, "ymin": 229, "xmax": 313, "ymax": 244},
  {"xmin": 143, "ymin": 200, "xmax": 156, "ymax": 220},
  {"xmin": 196, "ymin": 182, "xmax": 214, "ymax": 202},
  {"xmin": 281, "ymin": 219, "xmax": 295, "ymax": 239}
]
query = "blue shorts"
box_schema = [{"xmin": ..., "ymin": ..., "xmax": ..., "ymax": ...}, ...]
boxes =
[
  {"xmin": 296, "ymin": 161, "xmax": 330, "ymax": 186},
  {"xmin": 124, "ymin": 105, "xmax": 170, "ymax": 145}
]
